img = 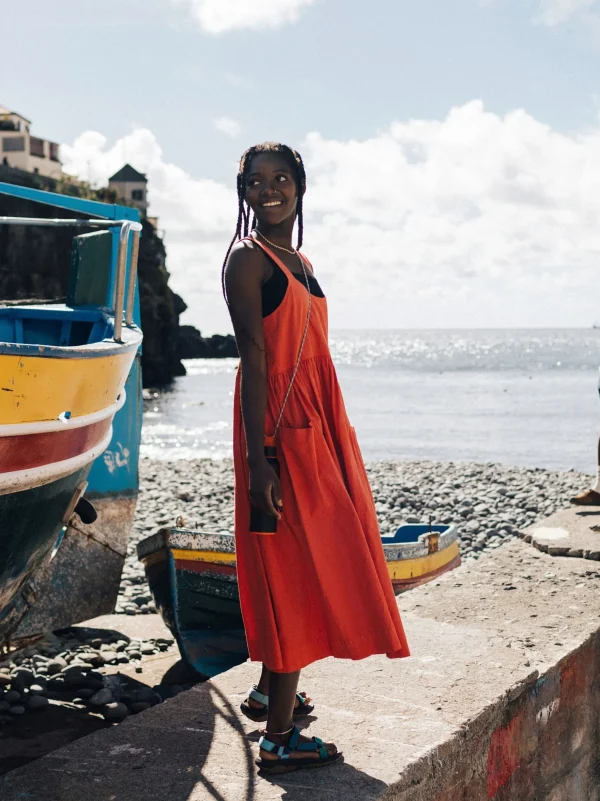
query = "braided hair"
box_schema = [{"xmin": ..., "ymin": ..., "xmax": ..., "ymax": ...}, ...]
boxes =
[{"xmin": 221, "ymin": 142, "xmax": 306, "ymax": 303}]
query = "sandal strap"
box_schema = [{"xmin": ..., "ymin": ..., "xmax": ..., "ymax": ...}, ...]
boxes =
[
  {"xmin": 295, "ymin": 692, "xmax": 308, "ymax": 707},
  {"xmin": 248, "ymin": 686, "xmax": 269, "ymax": 706},
  {"xmin": 259, "ymin": 726, "xmax": 328, "ymax": 761},
  {"xmin": 247, "ymin": 688, "xmax": 308, "ymax": 708},
  {"xmin": 258, "ymin": 735, "xmax": 290, "ymax": 758}
]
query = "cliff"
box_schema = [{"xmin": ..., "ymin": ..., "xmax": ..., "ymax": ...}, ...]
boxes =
[{"xmin": 0, "ymin": 165, "xmax": 235, "ymax": 385}]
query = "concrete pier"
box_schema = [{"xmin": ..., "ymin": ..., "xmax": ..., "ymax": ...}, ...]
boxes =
[{"xmin": 3, "ymin": 508, "xmax": 600, "ymax": 800}]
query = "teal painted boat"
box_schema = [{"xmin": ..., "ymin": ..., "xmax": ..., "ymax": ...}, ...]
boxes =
[
  {"xmin": 138, "ymin": 523, "xmax": 461, "ymax": 679},
  {"xmin": 0, "ymin": 182, "xmax": 144, "ymax": 649}
]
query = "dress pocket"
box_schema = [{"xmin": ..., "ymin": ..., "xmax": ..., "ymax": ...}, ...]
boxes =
[
  {"xmin": 277, "ymin": 419, "xmax": 359, "ymax": 531},
  {"xmin": 276, "ymin": 422, "xmax": 320, "ymax": 528}
]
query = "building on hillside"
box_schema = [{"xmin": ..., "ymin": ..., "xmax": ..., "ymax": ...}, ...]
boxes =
[
  {"xmin": 108, "ymin": 164, "xmax": 149, "ymax": 215},
  {"xmin": 0, "ymin": 105, "xmax": 62, "ymax": 179}
]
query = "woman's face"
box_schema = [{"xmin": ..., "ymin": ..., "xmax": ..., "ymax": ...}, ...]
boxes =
[{"xmin": 244, "ymin": 153, "xmax": 299, "ymax": 227}]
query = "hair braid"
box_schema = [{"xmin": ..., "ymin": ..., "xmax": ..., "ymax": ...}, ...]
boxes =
[{"xmin": 221, "ymin": 142, "xmax": 307, "ymax": 304}]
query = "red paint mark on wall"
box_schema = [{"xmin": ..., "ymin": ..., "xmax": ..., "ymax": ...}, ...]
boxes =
[
  {"xmin": 560, "ymin": 655, "xmax": 589, "ymax": 705},
  {"xmin": 487, "ymin": 714, "xmax": 523, "ymax": 798}
]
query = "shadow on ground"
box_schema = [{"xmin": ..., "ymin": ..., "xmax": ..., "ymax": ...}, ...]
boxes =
[
  {"xmin": 1, "ymin": 679, "xmax": 387, "ymax": 801},
  {"xmin": 0, "ymin": 624, "xmax": 198, "ymax": 777}
]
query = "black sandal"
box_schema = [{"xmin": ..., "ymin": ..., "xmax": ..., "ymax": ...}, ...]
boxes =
[
  {"xmin": 256, "ymin": 725, "xmax": 342, "ymax": 774},
  {"xmin": 240, "ymin": 686, "xmax": 314, "ymax": 723}
]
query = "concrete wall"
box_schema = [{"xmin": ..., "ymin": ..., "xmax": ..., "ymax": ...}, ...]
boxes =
[{"xmin": 384, "ymin": 634, "xmax": 600, "ymax": 800}]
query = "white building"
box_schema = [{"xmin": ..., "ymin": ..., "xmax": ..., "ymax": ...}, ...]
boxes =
[{"xmin": 0, "ymin": 105, "xmax": 62, "ymax": 179}]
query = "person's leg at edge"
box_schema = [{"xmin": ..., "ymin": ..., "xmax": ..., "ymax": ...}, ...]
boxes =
[
  {"xmin": 571, "ymin": 435, "xmax": 600, "ymax": 505},
  {"xmin": 259, "ymin": 669, "xmax": 337, "ymax": 762}
]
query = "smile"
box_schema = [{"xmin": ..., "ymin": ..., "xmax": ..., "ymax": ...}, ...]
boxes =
[{"xmin": 261, "ymin": 200, "xmax": 283, "ymax": 208}]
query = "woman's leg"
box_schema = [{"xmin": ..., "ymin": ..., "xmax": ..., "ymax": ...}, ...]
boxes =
[
  {"xmin": 266, "ymin": 669, "xmax": 300, "ymax": 733},
  {"xmin": 246, "ymin": 665, "xmax": 311, "ymax": 713},
  {"xmin": 259, "ymin": 669, "xmax": 338, "ymax": 765},
  {"xmin": 255, "ymin": 665, "xmax": 270, "ymax": 697}
]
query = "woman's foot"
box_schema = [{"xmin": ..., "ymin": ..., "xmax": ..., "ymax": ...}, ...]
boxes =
[
  {"xmin": 256, "ymin": 725, "xmax": 341, "ymax": 774},
  {"xmin": 241, "ymin": 687, "xmax": 314, "ymax": 723},
  {"xmin": 570, "ymin": 489, "xmax": 600, "ymax": 506}
]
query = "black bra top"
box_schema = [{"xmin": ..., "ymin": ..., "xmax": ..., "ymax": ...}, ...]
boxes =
[{"xmin": 261, "ymin": 252, "xmax": 325, "ymax": 318}]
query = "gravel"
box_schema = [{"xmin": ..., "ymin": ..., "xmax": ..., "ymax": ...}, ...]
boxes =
[{"xmin": 0, "ymin": 456, "xmax": 589, "ymax": 732}]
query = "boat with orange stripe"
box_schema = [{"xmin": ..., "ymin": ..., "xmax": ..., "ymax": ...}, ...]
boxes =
[{"xmin": 137, "ymin": 523, "xmax": 460, "ymax": 678}]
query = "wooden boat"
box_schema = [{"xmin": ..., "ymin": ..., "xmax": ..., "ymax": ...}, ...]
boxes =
[
  {"xmin": 0, "ymin": 181, "xmax": 144, "ymax": 648},
  {"xmin": 137, "ymin": 523, "xmax": 460, "ymax": 678},
  {"xmin": 381, "ymin": 523, "xmax": 461, "ymax": 591}
]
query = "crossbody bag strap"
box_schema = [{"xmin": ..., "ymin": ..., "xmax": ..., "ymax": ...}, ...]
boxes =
[{"xmin": 237, "ymin": 247, "xmax": 312, "ymax": 442}]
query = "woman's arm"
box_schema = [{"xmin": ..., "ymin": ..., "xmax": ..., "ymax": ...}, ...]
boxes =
[{"xmin": 225, "ymin": 242, "xmax": 282, "ymax": 520}]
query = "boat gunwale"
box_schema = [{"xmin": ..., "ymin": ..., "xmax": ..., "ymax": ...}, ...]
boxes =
[
  {"xmin": 137, "ymin": 526, "xmax": 460, "ymax": 565},
  {"xmin": 0, "ymin": 326, "xmax": 142, "ymax": 359}
]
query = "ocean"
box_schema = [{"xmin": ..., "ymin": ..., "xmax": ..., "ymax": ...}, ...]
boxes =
[{"xmin": 141, "ymin": 329, "xmax": 600, "ymax": 473}]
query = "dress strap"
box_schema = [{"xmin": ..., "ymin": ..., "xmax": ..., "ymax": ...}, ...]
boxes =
[
  {"xmin": 242, "ymin": 235, "xmax": 313, "ymax": 279},
  {"xmin": 246, "ymin": 236, "xmax": 296, "ymax": 280}
]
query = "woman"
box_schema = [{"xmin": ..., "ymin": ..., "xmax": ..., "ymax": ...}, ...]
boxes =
[{"xmin": 223, "ymin": 142, "xmax": 409, "ymax": 774}]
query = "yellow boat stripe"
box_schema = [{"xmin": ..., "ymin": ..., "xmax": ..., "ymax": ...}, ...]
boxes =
[
  {"xmin": 0, "ymin": 351, "xmax": 135, "ymax": 423},
  {"xmin": 144, "ymin": 543, "xmax": 460, "ymax": 581},
  {"xmin": 386, "ymin": 542, "xmax": 460, "ymax": 580},
  {"xmin": 170, "ymin": 548, "xmax": 237, "ymax": 565}
]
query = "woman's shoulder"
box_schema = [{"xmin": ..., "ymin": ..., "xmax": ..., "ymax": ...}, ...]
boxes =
[{"xmin": 226, "ymin": 238, "xmax": 270, "ymax": 284}]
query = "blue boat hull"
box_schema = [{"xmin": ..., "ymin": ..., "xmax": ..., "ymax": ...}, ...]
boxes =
[{"xmin": 145, "ymin": 554, "xmax": 247, "ymax": 679}]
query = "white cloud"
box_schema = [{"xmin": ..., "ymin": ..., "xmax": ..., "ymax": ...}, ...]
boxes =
[
  {"xmin": 212, "ymin": 116, "xmax": 242, "ymax": 138},
  {"xmin": 536, "ymin": 0, "xmax": 598, "ymax": 26},
  {"xmin": 173, "ymin": 0, "xmax": 317, "ymax": 34},
  {"xmin": 61, "ymin": 101, "xmax": 600, "ymax": 333}
]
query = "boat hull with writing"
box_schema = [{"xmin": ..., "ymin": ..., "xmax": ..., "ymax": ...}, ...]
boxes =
[{"xmin": 137, "ymin": 523, "xmax": 460, "ymax": 679}]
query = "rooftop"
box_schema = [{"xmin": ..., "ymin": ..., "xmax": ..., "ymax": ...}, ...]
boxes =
[
  {"xmin": 108, "ymin": 164, "xmax": 147, "ymax": 184},
  {"xmin": 0, "ymin": 106, "xmax": 31, "ymax": 124}
]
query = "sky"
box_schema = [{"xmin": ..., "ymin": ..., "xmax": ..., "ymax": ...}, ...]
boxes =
[{"xmin": 4, "ymin": 0, "xmax": 600, "ymax": 332}]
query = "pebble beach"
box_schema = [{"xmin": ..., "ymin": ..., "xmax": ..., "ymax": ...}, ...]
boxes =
[{"xmin": 0, "ymin": 454, "xmax": 590, "ymax": 739}]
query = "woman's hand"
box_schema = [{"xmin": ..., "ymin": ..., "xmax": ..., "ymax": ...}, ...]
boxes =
[{"xmin": 249, "ymin": 458, "xmax": 282, "ymax": 520}]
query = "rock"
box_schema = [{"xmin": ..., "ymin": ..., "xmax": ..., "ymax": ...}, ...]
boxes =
[
  {"xmin": 28, "ymin": 684, "xmax": 47, "ymax": 695},
  {"xmin": 27, "ymin": 695, "xmax": 50, "ymax": 710},
  {"xmin": 13, "ymin": 668, "xmax": 35, "ymax": 684},
  {"xmin": 46, "ymin": 659, "xmax": 67, "ymax": 675},
  {"xmin": 130, "ymin": 701, "xmax": 151, "ymax": 714},
  {"xmin": 100, "ymin": 651, "xmax": 118, "ymax": 664},
  {"xmin": 0, "ymin": 714, "xmax": 13, "ymax": 725},
  {"xmin": 132, "ymin": 686, "xmax": 157, "ymax": 702},
  {"xmin": 89, "ymin": 688, "xmax": 114, "ymax": 706},
  {"xmin": 0, "ymin": 673, "xmax": 11, "ymax": 687},
  {"xmin": 177, "ymin": 326, "xmax": 237, "ymax": 360},
  {"xmin": 0, "ymin": 701, "xmax": 11, "ymax": 713},
  {"xmin": 102, "ymin": 702, "xmax": 129, "ymax": 721},
  {"xmin": 8, "ymin": 705, "xmax": 26, "ymax": 716},
  {"xmin": 4, "ymin": 690, "xmax": 21, "ymax": 704}
]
